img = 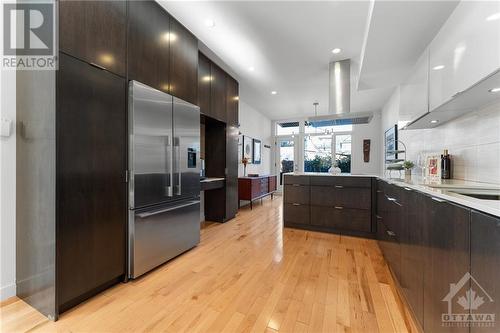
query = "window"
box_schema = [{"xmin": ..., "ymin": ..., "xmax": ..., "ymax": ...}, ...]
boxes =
[
  {"xmin": 304, "ymin": 120, "xmax": 352, "ymax": 134},
  {"xmin": 276, "ymin": 121, "xmax": 299, "ymax": 136},
  {"xmin": 334, "ymin": 134, "xmax": 351, "ymax": 173},
  {"xmin": 304, "ymin": 135, "xmax": 332, "ymax": 172}
]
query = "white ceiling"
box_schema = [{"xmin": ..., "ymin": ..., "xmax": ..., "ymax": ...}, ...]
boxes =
[
  {"xmin": 160, "ymin": 1, "xmax": 456, "ymax": 121},
  {"xmin": 358, "ymin": 1, "xmax": 459, "ymax": 90}
]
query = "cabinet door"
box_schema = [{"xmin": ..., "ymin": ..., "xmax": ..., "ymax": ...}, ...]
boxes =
[
  {"xmin": 226, "ymin": 75, "xmax": 239, "ymax": 126},
  {"xmin": 470, "ymin": 211, "xmax": 500, "ymax": 333},
  {"xmin": 225, "ymin": 125, "xmax": 238, "ymax": 220},
  {"xmin": 128, "ymin": 0, "xmax": 170, "ymax": 93},
  {"xmin": 198, "ymin": 53, "xmax": 212, "ymax": 116},
  {"xmin": 169, "ymin": 18, "xmax": 198, "ymax": 105},
  {"xmin": 400, "ymin": 188, "xmax": 424, "ymax": 327},
  {"xmin": 429, "ymin": 1, "xmax": 500, "ymax": 110},
  {"xmin": 400, "ymin": 48, "xmax": 429, "ymax": 125},
  {"xmin": 210, "ymin": 63, "xmax": 227, "ymax": 122},
  {"xmin": 423, "ymin": 196, "xmax": 470, "ymax": 333},
  {"xmin": 59, "ymin": 0, "xmax": 126, "ymax": 76},
  {"xmin": 57, "ymin": 54, "xmax": 126, "ymax": 311}
]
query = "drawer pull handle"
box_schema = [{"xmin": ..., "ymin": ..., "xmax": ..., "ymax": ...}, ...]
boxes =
[
  {"xmin": 335, "ymin": 185, "xmax": 344, "ymax": 189},
  {"xmin": 387, "ymin": 230, "xmax": 396, "ymax": 237},
  {"xmin": 403, "ymin": 187, "xmax": 412, "ymax": 191},
  {"xmin": 90, "ymin": 62, "xmax": 107, "ymax": 71},
  {"xmin": 334, "ymin": 206, "xmax": 343, "ymax": 210},
  {"xmin": 292, "ymin": 203, "xmax": 300, "ymax": 206},
  {"xmin": 376, "ymin": 190, "xmax": 382, "ymax": 193},
  {"xmin": 431, "ymin": 197, "xmax": 445, "ymax": 203},
  {"xmin": 376, "ymin": 215, "xmax": 382, "ymax": 220},
  {"xmin": 292, "ymin": 184, "xmax": 300, "ymax": 187}
]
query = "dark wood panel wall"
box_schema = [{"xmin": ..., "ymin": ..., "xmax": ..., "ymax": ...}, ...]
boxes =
[
  {"xmin": 19, "ymin": 0, "xmax": 225, "ymax": 319},
  {"xmin": 198, "ymin": 52, "xmax": 240, "ymax": 222}
]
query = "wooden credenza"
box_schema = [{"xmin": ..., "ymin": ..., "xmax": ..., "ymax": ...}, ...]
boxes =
[{"xmin": 238, "ymin": 175, "xmax": 277, "ymax": 209}]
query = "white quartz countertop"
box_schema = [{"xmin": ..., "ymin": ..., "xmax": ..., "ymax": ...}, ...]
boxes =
[
  {"xmin": 285, "ymin": 172, "xmax": 378, "ymax": 177},
  {"xmin": 284, "ymin": 172, "xmax": 500, "ymax": 217}
]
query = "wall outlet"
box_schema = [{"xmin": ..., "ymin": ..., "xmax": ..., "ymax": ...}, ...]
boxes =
[{"xmin": 0, "ymin": 118, "xmax": 12, "ymax": 137}]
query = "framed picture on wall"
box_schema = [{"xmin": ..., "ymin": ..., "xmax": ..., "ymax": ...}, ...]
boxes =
[
  {"xmin": 384, "ymin": 124, "xmax": 398, "ymax": 161},
  {"xmin": 253, "ymin": 139, "xmax": 261, "ymax": 164},
  {"xmin": 243, "ymin": 135, "xmax": 253, "ymax": 163}
]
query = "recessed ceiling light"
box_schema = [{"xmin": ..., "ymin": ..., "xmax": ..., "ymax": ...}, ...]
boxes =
[
  {"xmin": 432, "ymin": 65, "xmax": 445, "ymax": 70},
  {"xmin": 205, "ymin": 19, "xmax": 216, "ymax": 28},
  {"xmin": 331, "ymin": 48, "xmax": 342, "ymax": 54},
  {"xmin": 248, "ymin": 66, "xmax": 255, "ymax": 72},
  {"xmin": 486, "ymin": 12, "xmax": 500, "ymax": 21},
  {"xmin": 489, "ymin": 87, "xmax": 500, "ymax": 93},
  {"xmin": 271, "ymin": 91, "xmax": 277, "ymax": 95},
  {"xmin": 430, "ymin": 120, "xmax": 439, "ymax": 124}
]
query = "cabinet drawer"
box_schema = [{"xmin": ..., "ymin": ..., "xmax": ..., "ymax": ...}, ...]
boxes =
[
  {"xmin": 376, "ymin": 219, "xmax": 401, "ymax": 280},
  {"xmin": 310, "ymin": 206, "xmax": 371, "ymax": 232},
  {"xmin": 284, "ymin": 175, "xmax": 310, "ymax": 185},
  {"xmin": 311, "ymin": 186, "xmax": 371, "ymax": 209},
  {"xmin": 309, "ymin": 176, "xmax": 371, "ymax": 188},
  {"xmin": 284, "ymin": 203, "xmax": 310, "ymax": 225},
  {"xmin": 284, "ymin": 185, "xmax": 310, "ymax": 205}
]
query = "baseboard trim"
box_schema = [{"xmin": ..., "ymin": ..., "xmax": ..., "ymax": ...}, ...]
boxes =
[{"xmin": 0, "ymin": 283, "xmax": 17, "ymax": 302}]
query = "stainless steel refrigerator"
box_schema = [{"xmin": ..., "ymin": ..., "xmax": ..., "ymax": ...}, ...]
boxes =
[{"xmin": 128, "ymin": 81, "xmax": 201, "ymax": 279}]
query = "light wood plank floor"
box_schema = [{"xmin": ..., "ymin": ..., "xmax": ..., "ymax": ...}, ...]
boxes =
[{"xmin": 1, "ymin": 196, "xmax": 414, "ymax": 333}]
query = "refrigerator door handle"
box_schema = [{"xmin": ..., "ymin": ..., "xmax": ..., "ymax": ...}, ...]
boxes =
[
  {"xmin": 166, "ymin": 135, "xmax": 173, "ymax": 197},
  {"xmin": 174, "ymin": 138, "xmax": 181, "ymax": 196},
  {"xmin": 136, "ymin": 200, "xmax": 200, "ymax": 218}
]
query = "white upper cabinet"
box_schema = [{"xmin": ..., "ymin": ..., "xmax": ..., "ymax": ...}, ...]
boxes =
[
  {"xmin": 429, "ymin": 1, "xmax": 500, "ymax": 111},
  {"xmin": 400, "ymin": 47, "xmax": 429, "ymax": 126}
]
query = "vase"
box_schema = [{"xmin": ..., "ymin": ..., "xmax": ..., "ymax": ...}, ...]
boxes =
[{"xmin": 405, "ymin": 169, "xmax": 411, "ymax": 177}]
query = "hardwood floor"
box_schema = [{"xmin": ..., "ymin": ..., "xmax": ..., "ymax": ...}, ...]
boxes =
[{"xmin": 1, "ymin": 196, "xmax": 414, "ymax": 333}]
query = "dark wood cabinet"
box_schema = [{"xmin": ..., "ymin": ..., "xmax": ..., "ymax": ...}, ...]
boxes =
[
  {"xmin": 198, "ymin": 52, "xmax": 211, "ymax": 115},
  {"xmin": 225, "ymin": 124, "xmax": 239, "ymax": 220},
  {"xmin": 59, "ymin": 0, "xmax": 126, "ymax": 77},
  {"xmin": 239, "ymin": 176, "xmax": 277, "ymax": 209},
  {"xmin": 169, "ymin": 18, "xmax": 198, "ymax": 104},
  {"xmin": 470, "ymin": 211, "xmax": 500, "ymax": 333},
  {"xmin": 376, "ymin": 218, "xmax": 401, "ymax": 281},
  {"xmin": 210, "ymin": 63, "xmax": 227, "ymax": 122},
  {"xmin": 127, "ymin": 0, "xmax": 170, "ymax": 93},
  {"xmin": 422, "ymin": 196, "xmax": 470, "ymax": 333},
  {"xmin": 399, "ymin": 187, "xmax": 424, "ymax": 327},
  {"xmin": 226, "ymin": 76, "xmax": 239, "ymax": 126},
  {"xmin": 284, "ymin": 175, "xmax": 373, "ymax": 235},
  {"xmin": 57, "ymin": 53, "xmax": 126, "ymax": 312}
]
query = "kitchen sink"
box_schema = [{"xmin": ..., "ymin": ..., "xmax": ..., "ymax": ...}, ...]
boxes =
[{"xmin": 448, "ymin": 189, "xmax": 500, "ymax": 201}]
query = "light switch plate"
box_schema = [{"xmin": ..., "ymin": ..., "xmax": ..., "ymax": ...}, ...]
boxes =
[{"xmin": 0, "ymin": 118, "xmax": 12, "ymax": 137}]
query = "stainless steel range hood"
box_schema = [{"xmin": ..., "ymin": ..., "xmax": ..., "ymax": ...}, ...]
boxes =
[
  {"xmin": 308, "ymin": 59, "xmax": 372, "ymax": 125},
  {"xmin": 329, "ymin": 59, "xmax": 351, "ymax": 115}
]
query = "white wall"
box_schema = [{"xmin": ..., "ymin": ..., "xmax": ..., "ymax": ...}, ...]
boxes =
[
  {"xmin": 351, "ymin": 111, "xmax": 381, "ymax": 175},
  {"xmin": 238, "ymin": 101, "xmax": 273, "ymax": 177},
  {"xmin": 0, "ymin": 68, "xmax": 17, "ymax": 301},
  {"xmin": 381, "ymin": 88, "xmax": 500, "ymax": 185}
]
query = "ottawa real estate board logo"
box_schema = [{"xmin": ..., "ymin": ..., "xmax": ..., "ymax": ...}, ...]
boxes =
[
  {"xmin": 442, "ymin": 272, "xmax": 495, "ymax": 328},
  {"xmin": 2, "ymin": 1, "xmax": 56, "ymax": 70}
]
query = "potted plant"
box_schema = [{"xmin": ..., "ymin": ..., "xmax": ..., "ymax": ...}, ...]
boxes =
[
  {"xmin": 403, "ymin": 160, "xmax": 415, "ymax": 177},
  {"xmin": 241, "ymin": 157, "xmax": 249, "ymax": 176}
]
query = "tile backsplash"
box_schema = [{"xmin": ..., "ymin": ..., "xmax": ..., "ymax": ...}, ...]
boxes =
[{"xmin": 399, "ymin": 100, "xmax": 500, "ymax": 185}]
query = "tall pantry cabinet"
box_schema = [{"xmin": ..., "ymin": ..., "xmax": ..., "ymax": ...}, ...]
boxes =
[{"xmin": 16, "ymin": 0, "xmax": 199, "ymax": 320}]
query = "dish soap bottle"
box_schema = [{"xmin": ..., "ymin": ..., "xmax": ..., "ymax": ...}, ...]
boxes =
[{"xmin": 441, "ymin": 149, "xmax": 451, "ymax": 179}]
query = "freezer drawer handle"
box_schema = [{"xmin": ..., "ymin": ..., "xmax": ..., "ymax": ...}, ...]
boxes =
[{"xmin": 137, "ymin": 200, "xmax": 200, "ymax": 218}]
